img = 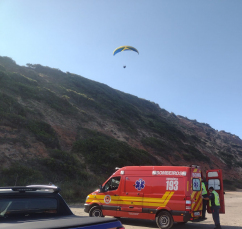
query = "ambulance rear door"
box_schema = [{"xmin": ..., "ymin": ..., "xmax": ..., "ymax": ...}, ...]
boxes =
[
  {"xmin": 206, "ymin": 169, "xmax": 225, "ymax": 214},
  {"xmin": 190, "ymin": 168, "xmax": 203, "ymax": 218}
]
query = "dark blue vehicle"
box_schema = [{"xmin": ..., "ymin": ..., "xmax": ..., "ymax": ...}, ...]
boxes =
[{"xmin": 0, "ymin": 185, "xmax": 124, "ymax": 229}]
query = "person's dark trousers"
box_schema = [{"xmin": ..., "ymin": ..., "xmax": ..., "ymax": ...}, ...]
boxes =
[
  {"xmin": 202, "ymin": 194, "xmax": 208, "ymax": 218},
  {"xmin": 211, "ymin": 206, "xmax": 221, "ymax": 229}
]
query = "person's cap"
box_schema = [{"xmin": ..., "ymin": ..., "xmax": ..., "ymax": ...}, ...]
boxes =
[{"xmin": 209, "ymin": 186, "xmax": 214, "ymax": 190}]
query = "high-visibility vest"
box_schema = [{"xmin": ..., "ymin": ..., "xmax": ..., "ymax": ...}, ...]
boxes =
[
  {"xmin": 209, "ymin": 190, "xmax": 220, "ymax": 207},
  {"xmin": 202, "ymin": 182, "xmax": 207, "ymax": 195}
]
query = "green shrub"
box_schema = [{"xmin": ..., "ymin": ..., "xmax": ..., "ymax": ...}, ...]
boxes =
[
  {"xmin": 223, "ymin": 179, "xmax": 240, "ymax": 191},
  {"xmin": 141, "ymin": 137, "xmax": 172, "ymax": 160},
  {"xmin": 27, "ymin": 120, "xmax": 60, "ymax": 149},
  {"xmin": 181, "ymin": 145, "xmax": 210, "ymax": 163},
  {"xmin": 219, "ymin": 151, "xmax": 234, "ymax": 168},
  {"xmin": 10, "ymin": 72, "xmax": 38, "ymax": 86},
  {"xmin": 40, "ymin": 150, "xmax": 87, "ymax": 180},
  {"xmin": 0, "ymin": 70, "xmax": 6, "ymax": 81},
  {"xmin": 235, "ymin": 161, "xmax": 242, "ymax": 167},
  {"xmin": 183, "ymin": 153, "xmax": 194, "ymax": 161},
  {"xmin": 72, "ymin": 130, "xmax": 158, "ymax": 174},
  {"xmin": 0, "ymin": 56, "xmax": 16, "ymax": 67},
  {"xmin": 0, "ymin": 92, "xmax": 27, "ymax": 117},
  {"xmin": 0, "ymin": 64, "xmax": 6, "ymax": 71},
  {"xmin": 0, "ymin": 164, "xmax": 44, "ymax": 186},
  {"xmin": 59, "ymin": 176, "xmax": 104, "ymax": 202}
]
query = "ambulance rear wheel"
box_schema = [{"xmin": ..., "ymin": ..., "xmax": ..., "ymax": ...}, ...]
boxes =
[
  {"xmin": 156, "ymin": 211, "xmax": 173, "ymax": 229},
  {"xmin": 89, "ymin": 206, "xmax": 104, "ymax": 217}
]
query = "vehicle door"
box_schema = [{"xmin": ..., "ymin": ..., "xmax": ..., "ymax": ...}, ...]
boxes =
[
  {"xmin": 190, "ymin": 168, "xmax": 203, "ymax": 218},
  {"xmin": 206, "ymin": 169, "xmax": 225, "ymax": 214},
  {"xmin": 118, "ymin": 176, "xmax": 144, "ymax": 214},
  {"xmin": 100, "ymin": 176, "xmax": 121, "ymax": 216}
]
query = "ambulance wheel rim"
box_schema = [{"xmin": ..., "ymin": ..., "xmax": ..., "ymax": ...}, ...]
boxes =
[
  {"xmin": 89, "ymin": 206, "xmax": 103, "ymax": 217},
  {"xmin": 158, "ymin": 215, "xmax": 170, "ymax": 227},
  {"xmin": 156, "ymin": 211, "xmax": 173, "ymax": 229},
  {"xmin": 92, "ymin": 209, "xmax": 102, "ymax": 217}
]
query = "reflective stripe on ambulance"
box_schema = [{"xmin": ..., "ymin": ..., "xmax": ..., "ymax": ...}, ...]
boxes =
[{"xmin": 87, "ymin": 191, "xmax": 174, "ymax": 208}]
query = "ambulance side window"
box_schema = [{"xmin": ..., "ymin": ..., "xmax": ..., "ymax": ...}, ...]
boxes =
[
  {"xmin": 103, "ymin": 177, "xmax": 121, "ymax": 192},
  {"xmin": 192, "ymin": 178, "xmax": 201, "ymax": 191},
  {"xmin": 208, "ymin": 179, "xmax": 220, "ymax": 190}
]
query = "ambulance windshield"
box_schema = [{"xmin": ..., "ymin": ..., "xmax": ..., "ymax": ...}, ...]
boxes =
[{"xmin": 103, "ymin": 177, "xmax": 121, "ymax": 192}]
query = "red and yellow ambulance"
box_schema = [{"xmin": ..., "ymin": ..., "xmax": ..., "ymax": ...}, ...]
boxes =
[{"xmin": 84, "ymin": 165, "xmax": 225, "ymax": 229}]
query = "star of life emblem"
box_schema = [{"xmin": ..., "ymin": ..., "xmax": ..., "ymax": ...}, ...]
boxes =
[
  {"xmin": 135, "ymin": 178, "xmax": 145, "ymax": 191},
  {"xmin": 194, "ymin": 180, "xmax": 199, "ymax": 189}
]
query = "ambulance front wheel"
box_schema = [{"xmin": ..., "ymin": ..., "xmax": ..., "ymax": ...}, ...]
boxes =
[
  {"xmin": 156, "ymin": 211, "xmax": 174, "ymax": 229},
  {"xmin": 89, "ymin": 206, "xmax": 104, "ymax": 217}
]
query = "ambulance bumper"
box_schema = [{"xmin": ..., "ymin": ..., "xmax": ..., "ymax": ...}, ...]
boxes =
[
  {"xmin": 84, "ymin": 203, "xmax": 91, "ymax": 213},
  {"xmin": 171, "ymin": 211, "xmax": 190, "ymax": 222}
]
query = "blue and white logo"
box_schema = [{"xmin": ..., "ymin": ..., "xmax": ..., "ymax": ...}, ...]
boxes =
[
  {"xmin": 135, "ymin": 178, "xmax": 145, "ymax": 191},
  {"xmin": 194, "ymin": 180, "xmax": 199, "ymax": 189}
]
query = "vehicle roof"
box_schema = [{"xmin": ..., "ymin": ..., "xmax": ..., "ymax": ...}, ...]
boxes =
[
  {"xmin": 112, "ymin": 165, "xmax": 201, "ymax": 177},
  {"xmin": 0, "ymin": 215, "xmax": 119, "ymax": 229},
  {"xmin": 0, "ymin": 185, "xmax": 61, "ymax": 195},
  {"xmin": 120, "ymin": 165, "xmax": 193, "ymax": 170}
]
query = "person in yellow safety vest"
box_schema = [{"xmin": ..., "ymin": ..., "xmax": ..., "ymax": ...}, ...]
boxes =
[
  {"xmin": 203, "ymin": 186, "xmax": 222, "ymax": 229},
  {"xmin": 201, "ymin": 179, "xmax": 208, "ymax": 220}
]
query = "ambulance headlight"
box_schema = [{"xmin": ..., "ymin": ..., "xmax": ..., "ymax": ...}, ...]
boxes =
[{"xmin": 85, "ymin": 196, "xmax": 89, "ymax": 202}]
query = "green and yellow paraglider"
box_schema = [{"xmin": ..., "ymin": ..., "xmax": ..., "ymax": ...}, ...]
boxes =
[{"xmin": 113, "ymin": 46, "xmax": 139, "ymax": 68}]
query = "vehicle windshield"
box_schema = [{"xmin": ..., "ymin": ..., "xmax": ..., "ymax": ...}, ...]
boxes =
[
  {"xmin": 0, "ymin": 198, "xmax": 57, "ymax": 218},
  {"xmin": 103, "ymin": 176, "xmax": 121, "ymax": 192}
]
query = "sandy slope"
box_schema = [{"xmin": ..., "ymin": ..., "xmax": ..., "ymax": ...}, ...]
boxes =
[{"xmin": 70, "ymin": 191, "xmax": 242, "ymax": 229}]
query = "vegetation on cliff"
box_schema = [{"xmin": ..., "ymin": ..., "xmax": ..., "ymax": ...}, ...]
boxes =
[{"xmin": 0, "ymin": 56, "xmax": 242, "ymax": 200}]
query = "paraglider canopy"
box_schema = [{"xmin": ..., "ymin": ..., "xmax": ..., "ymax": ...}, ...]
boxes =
[{"xmin": 113, "ymin": 46, "xmax": 139, "ymax": 56}]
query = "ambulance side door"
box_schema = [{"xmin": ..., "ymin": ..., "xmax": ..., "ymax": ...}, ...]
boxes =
[
  {"xmin": 206, "ymin": 169, "xmax": 225, "ymax": 214},
  {"xmin": 118, "ymin": 176, "xmax": 144, "ymax": 213},
  {"xmin": 101, "ymin": 176, "xmax": 121, "ymax": 216}
]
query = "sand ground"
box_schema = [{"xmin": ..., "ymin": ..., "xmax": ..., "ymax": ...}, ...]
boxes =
[{"xmin": 70, "ymin": 191, "xmax": 242, "ymax": 229}]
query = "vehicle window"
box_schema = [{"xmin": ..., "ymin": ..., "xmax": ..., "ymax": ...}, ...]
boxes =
[
  {"xmin": 208, "ymin": 179, "xmax": 220, "ymax": 190},
  {"xmin": 0, "ymin": 198, "xmax": 57, "ymax": 218},
  {"xmin": 103, "ymin": 177, "xmax": 121, "ymax": 192},
  {"xmin": 207, "ymin": 171, "xmax": 218, "ymax": 177},
  {"xmin": 192, "ymin": 178, "xmax": 201, "ymax": 191}
]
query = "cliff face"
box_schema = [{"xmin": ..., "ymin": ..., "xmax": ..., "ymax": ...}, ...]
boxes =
[{"xmin": 0, "ymin": 56, "xmax": 241, "ymax": 190}]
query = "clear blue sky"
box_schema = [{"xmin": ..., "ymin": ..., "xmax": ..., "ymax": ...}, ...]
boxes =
[{"xmin": 1, "ymin": 0, "xmax": 242, "ymax": 139}]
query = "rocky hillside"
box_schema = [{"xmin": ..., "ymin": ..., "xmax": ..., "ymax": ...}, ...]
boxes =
[{"xmin": 0, "ymin": 56, "xmax": 241, "ymax": 198}]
